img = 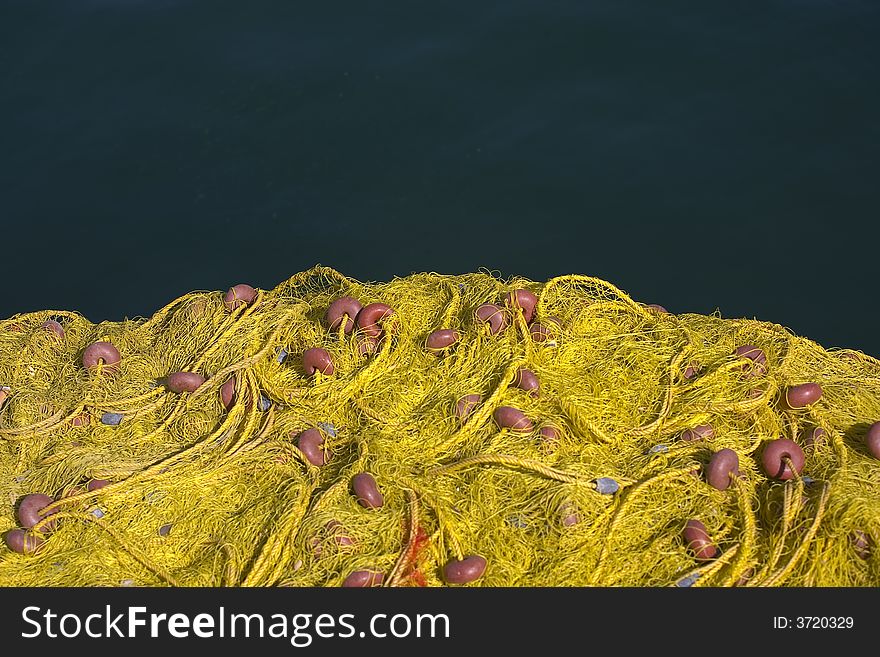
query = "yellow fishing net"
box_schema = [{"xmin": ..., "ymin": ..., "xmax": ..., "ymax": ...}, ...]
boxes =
[{"xmin": 0, "ymin": 266, "xmax": 878, "ymax": 587}]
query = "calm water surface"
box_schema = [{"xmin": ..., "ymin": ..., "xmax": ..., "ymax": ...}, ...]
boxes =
[{"xmin": 1, "ymin": 0, "xmax": 878, "ymax": 354}]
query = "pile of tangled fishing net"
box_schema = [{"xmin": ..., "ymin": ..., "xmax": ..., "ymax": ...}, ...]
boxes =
[{"xmin": 1, "ymin": 266, "xmax": 878, "ymax": 587}]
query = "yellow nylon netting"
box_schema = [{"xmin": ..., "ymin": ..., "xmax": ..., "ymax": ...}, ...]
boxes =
[{"xmin": 1, "ymin": 266, "xmax": 878, "ymax": 587}]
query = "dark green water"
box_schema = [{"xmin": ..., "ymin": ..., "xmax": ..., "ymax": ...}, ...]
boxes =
[{"xmin": 2, "ymin": 1, "xmax": 878, "ymax": 354}]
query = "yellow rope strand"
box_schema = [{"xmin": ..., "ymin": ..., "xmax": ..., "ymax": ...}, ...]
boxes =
[
  {"xmin": 429, "ymin": 454, "xmax": 593, "ymax": 485},
  {"xmin": 720, "ymin": 477, "xmax": 759, "ymax": 587},
  {"xmin": 760, "ymin": 482, "xmax": 831, "ymax": 587},
  {"xmin": 679, "ymin": 544, "xmax": 741, "ymax": 587},
  {"xmin": 387, "ymin": 489, "xmax": 420, "ymax": 587}
]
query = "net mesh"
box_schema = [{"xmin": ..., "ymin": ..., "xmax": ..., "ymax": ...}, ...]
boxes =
[{"xmin": 0, "ymin": 266, "xmax": 877, "ymax": 587}]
